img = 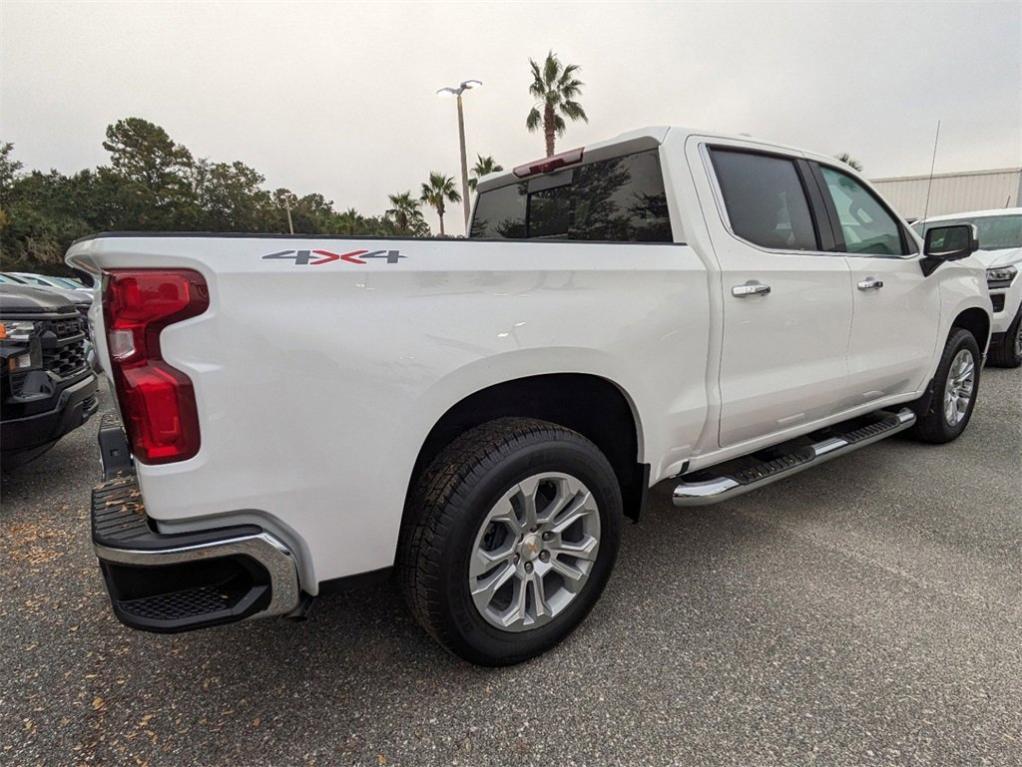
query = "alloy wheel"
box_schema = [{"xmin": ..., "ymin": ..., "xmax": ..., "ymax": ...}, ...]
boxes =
[
  {"xmin": 943, "ymin": 348, "xmax": 976, "ymax": 426},
  {"xmin": 469, "ymin": 472, "xmax": 600, "ymax": 633}
]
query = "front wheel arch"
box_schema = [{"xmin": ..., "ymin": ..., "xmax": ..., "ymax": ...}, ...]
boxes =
[
  {"xmin": 910, "ymin": 327, "xmax": 982, "ymax": 443},
  {"xmin": 910, "ymin": 315, "xmax": 988, "ymax": 432},
  {"xmin": 950, "ymin": 307, "xmax": 990, "ymax": 356}
]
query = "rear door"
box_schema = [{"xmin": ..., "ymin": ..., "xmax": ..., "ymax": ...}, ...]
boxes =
[
  {"xmin": 812, "ymin": 163, "xmax": 940, "ymax": 399},
  {"xmin": 700, "ymin": 144, "xmax": 857, "ymax": 447}
]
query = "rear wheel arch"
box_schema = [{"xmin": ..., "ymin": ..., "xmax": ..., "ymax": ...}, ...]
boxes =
[{"xmin": 402, "ymin": 373, "xmax": 647, "ymax": 528}]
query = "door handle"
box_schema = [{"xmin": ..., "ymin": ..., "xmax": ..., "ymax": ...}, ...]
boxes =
[
  {"xmin": 732, "ymin": 281, "xmax": 771, "ymax": 298},
  {"xmin": 857, "ymin": 278, "xmax": 884, "ymax": 291}
]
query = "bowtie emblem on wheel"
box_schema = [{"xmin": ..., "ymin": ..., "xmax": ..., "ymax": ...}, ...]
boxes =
[{"xmin": 262, "ymin": 249, "xmax": 406, "ymax": 265}]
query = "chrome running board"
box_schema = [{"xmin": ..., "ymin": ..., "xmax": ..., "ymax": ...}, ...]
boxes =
[{"xmin": 672, "ymin": 408, "xmax": 916, "ymax": 507}]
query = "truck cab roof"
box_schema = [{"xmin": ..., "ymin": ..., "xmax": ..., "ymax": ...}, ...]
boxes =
[{"xmin": 474, "ymin": 125, "xmax": 852, "ymax": 193}]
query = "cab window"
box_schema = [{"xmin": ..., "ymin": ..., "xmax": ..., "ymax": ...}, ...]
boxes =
[
  {"xmin": 469, "ymin": 150, "xmax": 672, "ymax": 242},
  {"xmin": 818, "ymin": 166, "xmax": 908, "ymax": 256},
  {"xmin": 709, "ymin": 149, "xmax": 819, "ymax": 251}
]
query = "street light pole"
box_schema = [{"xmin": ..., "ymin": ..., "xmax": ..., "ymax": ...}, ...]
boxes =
[
  {"xmin": 437, "ymin": 79, "xmax": 482, "ymax": 233},
  {"xmin": 283, "ymin": 198, "xmax": 294, "ymax": 235},
  {"xmin": 455, "ymin": 92, "xmax": 470, "ymax": 229}
]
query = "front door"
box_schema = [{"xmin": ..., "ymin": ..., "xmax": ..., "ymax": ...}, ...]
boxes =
[
  {"xmin": 701, "ymin": 145, "xmax": 856, "ymax": 447},
  {"xmin": 813, "ymin": 163, "xmax": 940, "ymax": 400}
]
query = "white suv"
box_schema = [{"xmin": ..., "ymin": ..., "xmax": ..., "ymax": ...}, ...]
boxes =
[{"xmin": 916, "ymin": 208, "xmax": 1022, "ymax": 367}]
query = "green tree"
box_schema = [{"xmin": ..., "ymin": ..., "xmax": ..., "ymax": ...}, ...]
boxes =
[
  {"xmin": 0, "ymin": 142, "xmax": 22, "ymax": 235},
  {"xmin": 526, "ymin": 51, "xmax": 587, "ymax": 157},
  {"xmin": 101, "ymin": 117, "xmax": 198, "ymax": 228},
  {"xmin": 1, "ymin": 118, "xmax": 428, "ymax": 272},
  {"xmin": 335, "ymin": 207, "xmax": 365, "ymax": 235},
  {"xmin": 386, "ymin": 191, "xmax": 428, "ymax": 235},
  {"xmin": 420, "ymin": 172, "xmax": 461, "ymax": 237},
  {"xmin": 0, "ymin": 142, "xmax": 22, "ymax": 206},
  {"xmin": 836, "ymin": 153, "xmax": 863, "ymax": 172},
  {"xmin": 0, "ymin": 166, "xmax": 98, "ymax": 268},
  {"xmin": 102, "ymin": 117, "xmax": 193, "ymax": 187},
  {"xmin": 194, "ymin": 159, "xmax": 273, "ymax": 232},
  {"xmin": 289, "ymin": 193, "xmax": 336, "ymax": 234},
  {"xmin": 468, "ymin": 155, "xmax": 503, "ymax": 191}
]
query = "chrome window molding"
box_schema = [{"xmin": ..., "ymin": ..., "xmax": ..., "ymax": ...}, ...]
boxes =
[{"xmin": 700, "ymin": 142, "xmax": 920, "ymax": 261}]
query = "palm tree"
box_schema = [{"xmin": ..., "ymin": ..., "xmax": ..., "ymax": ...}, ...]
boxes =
[
  {"xmin": 336, "ymin": 207, "xmax": 363, "ymax": 235},
  {"xmin": 836, "ymin": 153, "xmax": 863, "ymax": 172},
  {"xmin": 526, "ymin": 50, "xmax": 588, "ymax": 157},
  {"xmin": 420, "ymin": 172, "xmax": 461, "ymax": 237},
  {"xmin": 468, "ymin": 155, "xmax": 504, "ymax": 191},
  {"xmin": 386, "ymin": 191, "xmax": 424, "ymax": 233}
]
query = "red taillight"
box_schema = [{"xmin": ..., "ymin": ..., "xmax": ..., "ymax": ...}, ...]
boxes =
[
  {"xmin": 512, "ymin": 147, "xmax": 584, "ymax": 178},
  {"xmin": 103, "ymin": 270, "xmax": 209, "ymax": 464}
]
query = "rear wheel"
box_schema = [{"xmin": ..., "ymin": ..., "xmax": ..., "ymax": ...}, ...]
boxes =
[
  {"xmin": 988, "ymin": 309, "xmax": 1022, "ymax": 368},
  {"xmin": 398, "ymin": 417, "xmax": 622, "ymax": 666},
  {"xmin": 910, "ymin": 328, "xmax": 981, "ymax": 443}
]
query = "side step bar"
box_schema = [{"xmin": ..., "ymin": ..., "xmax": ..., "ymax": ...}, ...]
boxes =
[{"xmin": 673, "ymin": 408, "xmax": 916, "ymax": 507}]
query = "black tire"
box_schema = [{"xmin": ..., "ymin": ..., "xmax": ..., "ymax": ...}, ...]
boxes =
[
  {"xmin": 398, "ymin": 417, "xmax": 622, "ymax": 666},
  {"xmin": 909, "ymin": 328, "xmax": 982, "ymax": 443},
  {"xmin": 988, "ymin": 309, "xmax": 1022, "ymax": 368}
]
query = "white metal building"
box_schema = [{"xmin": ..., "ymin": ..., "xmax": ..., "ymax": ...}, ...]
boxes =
[{"xmin": 870, "ymin": 167, "xmax": 1022, "ymax": 220}]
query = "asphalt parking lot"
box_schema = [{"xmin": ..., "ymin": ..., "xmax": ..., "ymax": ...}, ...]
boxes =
[{"xmin": 2, "ymin": 370, "xmax": 1020, "ymax": 767}]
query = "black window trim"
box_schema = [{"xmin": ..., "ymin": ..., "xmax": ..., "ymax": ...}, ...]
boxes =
[
  {"xmin": 797, "ymin": 157, "xmax": 838, "ymax": 252},
  {"xmin": 705, "ymin": 143, "xmax": 836, "ymax": 257},
  {"xmin": 809, "ymin": 160, "xmax": 918, "ymax": 258}
]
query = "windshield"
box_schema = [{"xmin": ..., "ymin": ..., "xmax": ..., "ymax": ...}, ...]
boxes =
[
  {"xmin": 49, "ymin": 276, "xmax": 83, "ymax": 289},
  {"xmin": 12, "ymin": 273, "xmax": 51, "ymax": 286},
  {"xmin": 0, "ymin": 273, "xmax": 27, "ymax": 284},
  {"xmin": 918, "ymin": 214, "xmax": 1022, "ymax": 250}
]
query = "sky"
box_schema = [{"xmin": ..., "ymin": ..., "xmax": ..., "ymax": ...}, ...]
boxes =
[{"xmin": 2, "ymin": 1, "xmax": 1020, "ymax": 236}]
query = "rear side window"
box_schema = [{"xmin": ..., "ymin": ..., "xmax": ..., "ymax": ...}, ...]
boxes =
[
  {"xmin": 818, "ymin": 166, "xmax": 908, "ymax": 256},
  {"xmin": 469, "ymin": 150, "xmax": 672, "ymax": 242},
  {"xmin": 710, "ymin": 149, "xmax": 818, "ymax": 251}
]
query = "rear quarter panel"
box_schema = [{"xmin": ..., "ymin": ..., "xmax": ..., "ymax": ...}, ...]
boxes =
[{"xmin": 68, "ymin": 235, "xmax": 711, "ymax": 587}]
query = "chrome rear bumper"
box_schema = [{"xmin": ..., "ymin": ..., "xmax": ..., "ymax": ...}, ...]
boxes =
[{"xmin": 92, "ymin": 415, "xmax": 301, "ymax": 632}]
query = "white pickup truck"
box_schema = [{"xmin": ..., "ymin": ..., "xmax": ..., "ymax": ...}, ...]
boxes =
[{"xmin": 69, "ymin": 127, "xmax": 991, "ymax": 665}]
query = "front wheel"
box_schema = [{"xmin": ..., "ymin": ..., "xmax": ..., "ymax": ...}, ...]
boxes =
[
  {"xmin": 398, "ymin": 418, "xmax": 622, "ymax": 666},
  {"xmin": 910, "ymin": 328, "xmax": 982, "ymax": 443}
]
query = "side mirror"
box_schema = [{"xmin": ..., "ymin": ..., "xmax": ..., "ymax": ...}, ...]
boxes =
[
  {"xmin": 921, "ymin": 224, "xmax": 979, "ymax": 276},
  {"xmin": 924, "ymin": 224, "xmax": 978, "ymax": 260}
]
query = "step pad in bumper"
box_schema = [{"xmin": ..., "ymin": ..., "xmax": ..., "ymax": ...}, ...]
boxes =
[
  {"xmin": 116, "ymin": 583, "xmax": 269, "ymax": 625},
  {"xmin": 91, "ymin": 460, "xmax": 299, "ymax": 633}
]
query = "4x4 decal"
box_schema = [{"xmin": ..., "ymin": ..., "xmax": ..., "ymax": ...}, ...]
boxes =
[{"xmin": 262, "ymin": 248, "xmax": 406, "ymax": 266}]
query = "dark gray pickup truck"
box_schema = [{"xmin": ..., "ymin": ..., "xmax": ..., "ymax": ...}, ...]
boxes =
[{"xmin": 1, "ymin": 285, "xmax": 98, "ymax": 468}]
